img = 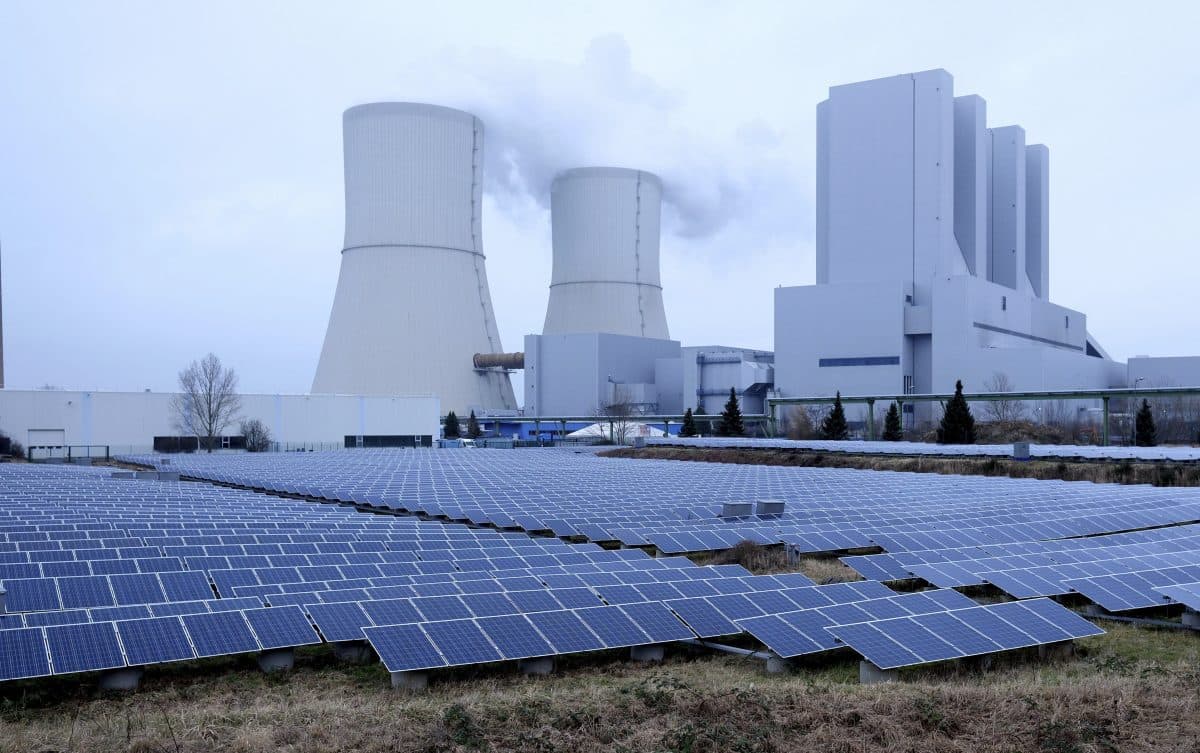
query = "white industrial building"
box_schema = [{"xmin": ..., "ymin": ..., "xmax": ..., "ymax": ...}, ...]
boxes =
[
  {"xmin": 0, "ymin": 389, "xmax": 440, "ymax": 455},
  {"xmin": 311, "ymin": 103, "xmax": 517, "ymax": 415},
  {"xmin": 774, "ymin": 69, "xmax": 1126, "ymax": 420}
]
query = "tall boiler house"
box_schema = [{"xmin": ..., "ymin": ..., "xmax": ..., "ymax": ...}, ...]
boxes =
[{"xmin": 311, "ymin": 103, "xmax": 516, "ymax": 413}]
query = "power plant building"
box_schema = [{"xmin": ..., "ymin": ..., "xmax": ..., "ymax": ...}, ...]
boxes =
[
  {"xmin": 311, "ymin": 103, "xmax": 517, "ymax": 414},
  {"xmin": 774, "ymin": 69, "xmax": 1125, "ymax": 418}
]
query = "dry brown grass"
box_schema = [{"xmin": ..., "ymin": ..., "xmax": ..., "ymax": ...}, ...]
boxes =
[
  {"xmin": 603, "ymin": 447, "xmax": 1200, "ymax": 487},
  {"xmin": 692, "ymin": 542, "xmax": 861, "ymax": 584},
  {"xmin": 2, "ymin": 623, "xmax": 1198, "ymax": 753}
]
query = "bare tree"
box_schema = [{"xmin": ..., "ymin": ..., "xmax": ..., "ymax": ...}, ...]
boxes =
[
  {"xmin": 170, "ymin": 354, "xmax": 241, "ymax": 452},
  {"xmin": 983, "ymin": 372, "xmax": 1026, "ymax": 423},
  {"xmin": 598, "ymin": 384, "xmax": 637, "ymax": 445}
]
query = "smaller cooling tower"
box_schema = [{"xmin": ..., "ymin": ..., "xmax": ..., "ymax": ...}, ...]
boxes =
[{"xmin": 542, "ymin": 167, "xmax": 669, "ymax": 339}]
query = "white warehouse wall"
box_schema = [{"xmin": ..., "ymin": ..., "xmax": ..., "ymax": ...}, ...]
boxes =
[{"xmin": 0, "ymin": 390, "xmax": 440, "ymax": 453}]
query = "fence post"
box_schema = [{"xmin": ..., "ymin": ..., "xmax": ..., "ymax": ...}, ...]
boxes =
[
  {"xmin": 1102, "ymin": 396, "xmax": 1110, "ymax": 446},
  {"xmin": 866, "ymin": 399, "xmax": 876, "ymax": 440}
]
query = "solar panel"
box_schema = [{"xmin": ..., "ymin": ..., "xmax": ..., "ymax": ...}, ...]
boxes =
[
  {"xmin": 575, "ymin": 606, "xmax": 650, "ymax": 648},
  {"xmin": 110, "ymin": 573, "xmax": 168, "ymax": 606},
  {"xmin": 46, "ymin": 622, "xmax": 126, "ymax": 675},
  {"xmin": 421, "ymin": 619, "xmax": 503, "ymax": 666},
  {"xmin": 0, "ymin": 628, "xmax": 51, "ymax": 681},
  {"xmin": 159, "ymin": 571, "xmax": 215, "ymax": 601},
  {"xmin": 526, "ymin": 610, "xmax": 605, "ymax": 654},
  {"xmin": 242, "ymin": 606, "xmax": 321, "ymax": 650},
  {"xmin": 664, "ymin": 598, "xmax": 740, "ymax": 638},
  {"xmin": 364, "ymin": 623, "xmax": 446, "ymax": 672},
  {"xmin": 506, "ymin": 589, "xmax": 562, "ymax": 613},
  {"xmin": 619, "ymin": 601, "xmax": 695, "ymax": 643},
  {"xmin": 182, "ymin": 611, "xmax": 260, "ymax": 657},
  {"xmin": 57, "ymin": 575, "xmax": 116, "ymax": 609},
  {"xmin": 475, "ymin": 614, "xmax": 554, "ymax": 659},
  {"xmin": 460, "ymin": 593, "xmax": 518, "ymax": 618},
  {"xmin": 361, "ymin": 598, "xmax": 422, "ymax": 627},
  {"xmin": 411, "ymin": 595, "xmax": 473, "ymax": 622},
  {"xmin": 115, "ymin": 617, "xmax": 196, "ymax": 665},
  {"xmin": 307, "ymin": 602, "xmax": 371, "ymax": 642}
]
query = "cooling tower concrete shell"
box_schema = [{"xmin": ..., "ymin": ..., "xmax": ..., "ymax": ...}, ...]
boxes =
[
  {"xmin": 542, "ymin": 167, "xmax": 670, "ymax": 339},
  {"xmin": 311, "ymin": 103, "xmax": 516, "ymax": 412}
]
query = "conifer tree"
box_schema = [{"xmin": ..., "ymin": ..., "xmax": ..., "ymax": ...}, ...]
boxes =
[
  {"xmin": 443, "ymin": 411, "xmax": 461, "ymax": 439},
  {"xmin": 716, "ymin": 388, "xmax": 745, "ymax": 437},
  {"xmin": 466, "ymin": 410, "xmax": 482, "ymax": 440},
  {"xmin": 679, "ymin": 408, "xmax": 699, "ymax": 438},
  {"xmin": 1135, "ymin": 399, "xmax": 1158, "ymax": 447},
  {"xmin": 937, "ymin": 380, "xmax": 977, "ymax": 444},
  {"xmin": 882, "ymin": 401, "xmax": 904, "ymax": 441},
  {"xmin": 819, "ymin": 392, "xmax": 849, "ymax": 440}
]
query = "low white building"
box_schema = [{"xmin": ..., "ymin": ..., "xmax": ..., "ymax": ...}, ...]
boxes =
[{"xmin": 0, "ymin": 389, "xmax": 441, "ymax": 454}]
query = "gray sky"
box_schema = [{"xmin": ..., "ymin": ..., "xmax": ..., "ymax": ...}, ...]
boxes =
[{"xmin": 2, "ymin": 1, "xmax": 1197, "ymax": 398}]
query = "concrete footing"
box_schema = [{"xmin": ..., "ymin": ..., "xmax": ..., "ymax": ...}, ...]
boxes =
[
  {"xmin": 765, "ymin": 653, "xmax": 790, "ymax": 674},
  {"xmin": 391, "ymin": 670, "xmax": 429, "ymax": 690},
  {"xmin": 334, "ymin": 641, "xmax": 375, "ymax": 663},
  {"xmin": 1182, "ymin": 610, "xmax": 1200, "ymax": 629},
  {"xmin": 99, "ymin": 668, "xmax": 143, "ymax": 691},
  {"xmin": 518, "ymin": 656, "xmax": 555, "ymax": 675},
  {"xmin": 630, "ymin": 645, "xmax": 665, "ymax": 663},
  {"xmin": 1038, "ymin": 640, "xmax": 1075, "ymax": 660},
  {"xmin": 859, "ymin": 661, "xmax": 898, "ymax": 684},
  {"xmin": 257, "ymin": 648, "xmax": 295, "ymax": 672}
]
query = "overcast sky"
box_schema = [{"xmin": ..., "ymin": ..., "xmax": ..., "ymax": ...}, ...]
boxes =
[{"xmin": 2, "ymin": 2, "xmax": 1196, "ymax": 400}]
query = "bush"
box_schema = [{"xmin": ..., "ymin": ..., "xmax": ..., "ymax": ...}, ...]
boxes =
[
  {"xmin": 680, "ymin": 408, "xmax": 699, "ymax": 438},
  {"xmin": 819, "ymin": 392, "xmax": 849, "ymax": 440},
  {"xmin": 240, "ymin": 419, "xmax": 272, "ymax": 453},
  {"xmin": 937, "ymin": 380, "xmax": 977, "ymax": 444},
  {"xmin": 716, "ymin": 389, "xmax": 745, "ymax": 437},
  {"xmin": 1135, "ymin": 399, "xmax": 1157, "ymax": 447},
  {"xmin": 881, "ymin": 401, "xmax": 903, "ymax": 441},
  {"xmin": 443, "ymin": 411, "xmax": 461, "ymax": 439}
]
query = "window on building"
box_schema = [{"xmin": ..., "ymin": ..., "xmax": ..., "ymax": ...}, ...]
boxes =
[{"xmin": 1001, "ymin": 296, "xmax": 1007, "ymax": 311}]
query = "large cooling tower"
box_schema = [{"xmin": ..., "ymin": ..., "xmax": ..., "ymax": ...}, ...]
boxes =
[
  {"xmin": 311, "ymin": 103, "xmax": 516, "ymax": 412},
  {"xmin": 542, "ymin": 167, "xmax": 670, "ymax": 339}
]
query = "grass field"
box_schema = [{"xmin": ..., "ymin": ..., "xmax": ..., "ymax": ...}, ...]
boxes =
[
  {"xmin": 1, "ymin": 622, "xmax": 1197, "ymax": 753},
  {"xmin": 604, "ymin": 446, "xmax": 1200, "ymax": 487}
]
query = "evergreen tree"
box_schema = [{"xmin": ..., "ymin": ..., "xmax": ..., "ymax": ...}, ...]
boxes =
[
  {"xmin": 937, "ymin": 380, "xmax": 977, "ymax": 444},
  {"xmin": 881, "ymin": 401, "xmax": 904, "ymax": 441},
  {"xmin": 466, "ymin": 410, "xmax": 482, "ymax": 440},
  {"xmin": 443, "ymin": 411, "xmax": 461, "ymax": 439},
  {"xmin": 679, "ymin": 408, "xmax": 699, "ymax": 438},
  {"xmin": 1135, "ymin": 399, "xmax": 1158, "ymax": 447},
  {"xmin": 819, "ymin": 392, "xmax": 849, "ymax": 440},
  {"xmin": 716, "ymin": 388, "xmax": 745, "ymax": 437}
]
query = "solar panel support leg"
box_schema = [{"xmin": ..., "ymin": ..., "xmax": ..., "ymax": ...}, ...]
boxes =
[
  {"xmin": 765, "ymin": 653, "xmax": 789, "ymax": 674},
  {"xmin": 518, "ymin": 656, "xmax": 555, "ymax": 675},
  {"xmin": 858, "ymin": 661, "xmax": 898, "ymax": 684},
  {"xmin": 99, "ymin": 668, "xmax": 143, "ymax": 691},
  {"xmin": 258, "ymin": 648, "xmax": 295, "ymax": 673},
  {"xmin": 334, "ymin": 641, "xmax": 375, "ymax": 664},
  {"xmin": 630, "ymin": 645, "xmax": 664, "ymax": 663},
  {"xmin": 1183, "ymin": 611, "xmax": 1200, "ymax": 629},
  {"xmin": 391, "ymin": 670, "xmax": 430, "ymax": 690},
  {"xmin": 1037, "ymin": 640, "xmax": 1074, "ymax": 661}
]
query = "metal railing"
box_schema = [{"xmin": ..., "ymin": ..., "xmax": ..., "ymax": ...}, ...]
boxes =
[
  {"xmin": 27, "ymin": 445, "xmax": 110, "ymax": 462},
  {"xmin": 767, "ymin": 386, "xmax": 1200, "ymax": 445}
]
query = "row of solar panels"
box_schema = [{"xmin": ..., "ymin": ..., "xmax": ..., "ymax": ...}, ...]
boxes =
[
  {"xmin": 0, "ymin": 606, "xmax": 320, "ymax": 682},
  {"xmin": 647, "ymin": 437, "xmax": 1200, "ymax": 463}
]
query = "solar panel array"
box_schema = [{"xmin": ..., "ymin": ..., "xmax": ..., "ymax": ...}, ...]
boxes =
[
  {"xmin": 118, "ymin": 449, "xmax": 1200, "ymax": 560},
  {"xmin": 1, "ymin": 448, "xmax": 1145, "ymax": 685},
  {"xmin": 647, "ymin": 436, "xmax": 1200, "ymax": 462}
]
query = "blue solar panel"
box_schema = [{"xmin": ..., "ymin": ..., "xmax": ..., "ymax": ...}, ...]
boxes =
[
  {"xmin": 412, "ymin": 595, "xmax": 472, "ymax": 621},
  {"xmin": 89, "ymin": 605, "xmax": 152, "ymax": 622},
  {"xmin": 364, "ymin": 623, "xmax": 446, "ymax": 672},
  {"xmin": 664, "ymin": 598, "xmax": 739, "ymax": 638},
  {"xmin": 550, "ymin": 587, "xmax": 604, "ymax": 609},
  {"xmin": 4, "ymin": 577, "xmax": 63, "ymax": 612},
  {"xmin": 460, "ymin": 593, "xmax": 518, "ymax": 618},
  {"xmin": 827, "ymin": 622, "xmax": 921, "ymax": 669},
  {"xmin": 735, "ymin": 614, "xmax": 824, "ymax": 658},
  {"xmin": 526, "ymin": 610, "xmax": 605, "ymax": 654},
  {"xmin": 116, "ymin": 617, "xmax": 196, "ymax": 665},
  {"xmin": 421, "ymin": 619, "xmax": 503, "ymax": 666},
  {"xmin": 307, "ymin": 602, "xmax": 371, "ymax": 642},
  {"xmin": 149, "ymin": 601, "xmax": 210, "ymax": 617},
  {"xmin": 575, "ymin": 606, "xmax": 649, "ymax": 648},
  {"xmin": 46, "ymin": 622, "xmax": 126, "ymax": 675},
  {"xmin": 110, "ymin": 573, "xmax": 167, "ymax": 606},
  {"xmin": 57, "ymin": 575, "xmax": 116, "ymax": 609},
  {"xmin": 23, "ymin": 609, "xmax": 89, "ymax": 627},
  {"xmin": 182, "ymin": 611, "xmax": 260, "ymax": 657},
  {"xmin": 360, "ymin": 598, "xmax": 422, "ymax": 627},
  {"xmin": 476, "ymin": 614, "xmax": 554, "ymax": 659},
  {"xmin": 506, "ymin": 589, "xmax": 562, "ymax": 613},
  {"xmin": 242, "ymin": 606, "xmax": 321, "ymax": 650},
  {"xmin": 619, "ymin": 601, "xmax": 695, "ymax": 643},
  {"xmin": 0, "ymin": 628, "xmax": 51, "ymax": 681},
  {"xmin": 159, "ymin": 571, "xmax": 214, "ymax": 601}
]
